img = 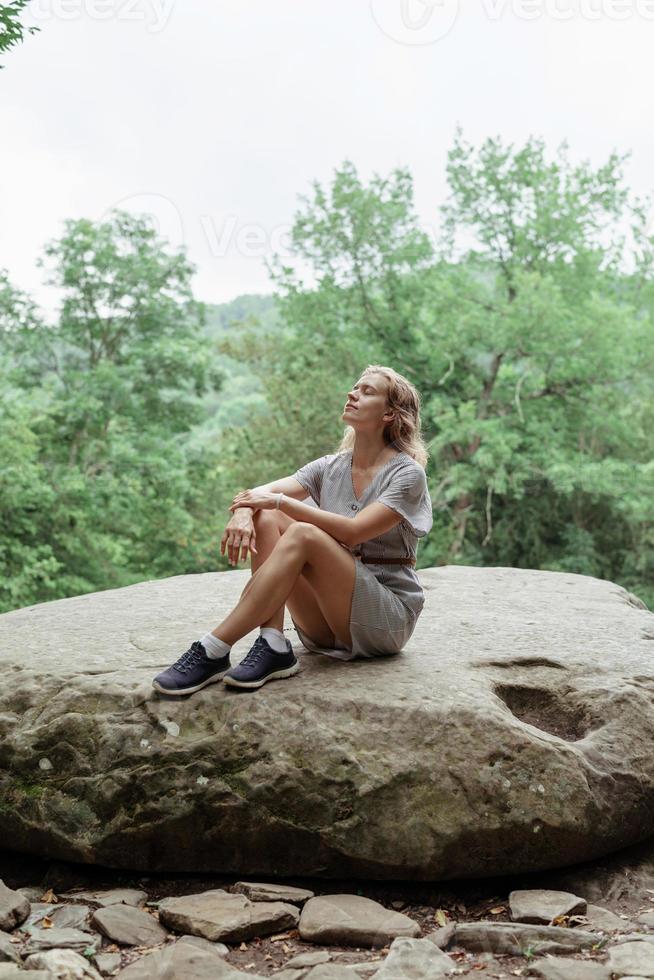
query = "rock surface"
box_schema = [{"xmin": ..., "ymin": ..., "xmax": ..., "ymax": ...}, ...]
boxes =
[
  {"xmin": 59, "ymin": 889, "xmax": 147, "ymax": 908},
  {"xmin": 21, "ymin": 926, "xmax": 102, "ymax": 956},
  {"xmin": 298, "ymin": 895, "xmax": 421, "ymax": 948},
  {"xmin": 607, "ymin": 939, "xmax": 654, "ymax": 976},
  {"xmin": 157, "ymin": 888, "xmax": 299, "ymax": 942},
  {"xmin": 0, "ymin": 934, "xmax": 20, "ymax": 964},
  {"xmin": 508, "ymin": 888, "xmax": 587, "ymax": 923},
  {"xmin": 91, "ymin": 903, "xmax": 168, "ymax": 946},
  {"xmin": 113, "ymin": 942, "xmax": 266, "ymax": 979},
  {"xmin": 232, "ymin": 882, "xmax": 315, "ymax": 905},
  {"xmin": 452, "ymin": 920, "xmax": 601, "ymax": 955},
  {"xmin": 0, "ymin": 881, "xmax": 30, "ymax": 931},
  {"xmin": 368, "ymin": 936, "xmax": 454, "ymax": 977},
  {"xmin": 24, "ymin": 947, "xmax": 103, "ymax": 978},
  {"xmin": 1, "ymin": 566, "xmax": 653, "ymax": 878},
  {"xmin": 527, "ymin": 956, "xmax": 612, "ymax": 979}
]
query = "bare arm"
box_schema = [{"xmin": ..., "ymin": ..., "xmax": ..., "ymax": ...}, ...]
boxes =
[
  {"xmin": 222, "ymin": 477, "xmax": 309, "ymax": 566},
  {"xmin": 276, "ymin": 497, "xmax": 402, "ymax": 548},
  {"xmin": 231, "ymin": 482, "xmax": 404, "ymax": 550}
]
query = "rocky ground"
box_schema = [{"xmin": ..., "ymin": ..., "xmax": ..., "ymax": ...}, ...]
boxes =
[{"xmin": 3, "ymin": 838, "xmax": 654, "ymax": 978}]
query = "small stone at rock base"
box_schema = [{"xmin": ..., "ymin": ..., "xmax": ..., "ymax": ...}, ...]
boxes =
[
  {"xmin": 233, "ymin": 882, "xmax": 315, "ymax": 905},
  {"xmin": 335, "ymin": 964, "xmax": 381, "ymax": 976},
  {"xmin": 59, "ymin": 889, "xmax": 147, "ymax": 909},
  {"xmin": 607, "ymin": 940, "xmax": 654, "ymax": 976},
  {"xmin": 21, "ymin": 926, "xmax": 102, "ymax": 956},
  {"xmin": 453, "ymin": 920, "xmax": 599, "ymax": 955},
  {"xmin": 175, "ymin": 934, "xmax": 229, "ymax": 956},
  {"xmin": 0, "ymin": 967, "xmax": 52, "ymax": 980},
  {"xmin": 369, "ymin": 936, "xmax": 454, "ymax": 978},
  {"xmin": 613, "ymin": 933, "xmax": 654, "ymax": 945},
  {"xmin": 158, "ymin": 889, "xmax": 299, "ymax": 943},
  {"xmin": 508, "ymin": 888, "xmax": 587, "ymax": 924},
  {"xmin": 298, "ymin": 895, "xmax": 420, "ymax": 948},
  {"xmin": 26, "ymin": 903, "xmax": 94, "ymax": 932},
  {"xmin": 113, "ymin": 943, "xmax": 267, "ymax": 979},
  {"xmin": 583, "ymin": 903, "xmax": 629, "ymax": 931},
  {"xmin": 94, "ymin": 951, "xmax": 122, "ymax": 976},
  {"xmin": 24, "ymin": 901, "xmax": 56, "ymax": 921},
  {"xmin": 16, "ymin": 887, "xmax": 46, "ymax": 903},
  {"xmin": 285, "ymin": 950, "xmax": 332, "ymax": 969},
  {"xmin": 0, "ymin": 934, "xmax": 20, "ymax": 965},
  {"xmin": 0, "ymin": 880, "xmax": 30, "ymax": 931},
  {"xmin": 24, "ymin": 947, "xmax": 103, "ymax": 979},
  {"xmin": 526, "ymin": 953, "xmax": 613, "ymax": 979},
  {"xmin": 304, "ymin": 967, "xmax": 369, "ymax": 980},
  {"xmin": 423, "ymin": 923, "xmax": 456, "ymax": 948},
  {"xmin": 91, "ymin": 904, "xmax": 168, "ymax": 947},
  {"xmin": 273, "ymin": 971, "xmax": 308, "ymax": 980}
]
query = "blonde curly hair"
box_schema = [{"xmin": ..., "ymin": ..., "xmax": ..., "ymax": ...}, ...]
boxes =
[{"xmin": 334, "ymin": 364, "xmax": 429, "ymax": 469}]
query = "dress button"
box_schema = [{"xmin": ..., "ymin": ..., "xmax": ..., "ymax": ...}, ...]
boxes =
[{"xmin": 351, "ymin": 504, "xmax": 358, "ymax": 511}]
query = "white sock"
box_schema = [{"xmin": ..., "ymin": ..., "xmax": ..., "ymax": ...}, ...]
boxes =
[
  {"xmin": 260, "ymin": 627, "xmax": 289, "ymax": 653},
  {"xmin": 201, "ymin": 632, "xmax": 231, "ymax": 660}
]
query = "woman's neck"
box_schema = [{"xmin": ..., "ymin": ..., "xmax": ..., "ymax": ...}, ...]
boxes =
[{"xmin": 351, "ymin": 439, "xmax": 398, "ymax": 471}]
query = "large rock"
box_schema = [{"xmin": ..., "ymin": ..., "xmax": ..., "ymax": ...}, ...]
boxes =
[
  {"xmin": 451, "ymin": 920, "xmax": 600, "ymax": 955},
  {"xmin": 0, "ymin": 881, "xmax": 30, "ymax": 931},
  {"xmin": 369, "ymin": 936, "xmax": 454, "ymax": 977},
  {"xmin": 91, "ymin": 904, "xmax": 168, "ymax": 946},
  {"xmin": 24, "ymin": 948, "xmax": 103, "ymax": 979},
  {"xmin": 298, "ymin": 895, "xmax": 420, "ymax": 947},
  {"xmin": 157, "ymin": 888, "xmax": 299, "ymax": 942},
  {"xmin": 114, "ymin": 943, "xmax": 266, "ymax": 979},
  {"xmin": 0, "ymin": 566, "xmax": 653, "ymax": 879}
]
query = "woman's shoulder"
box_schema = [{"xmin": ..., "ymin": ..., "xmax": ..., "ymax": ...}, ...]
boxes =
[{"xmin": 393, "ymin": 452, "xmax": 426, "ymax": 477}]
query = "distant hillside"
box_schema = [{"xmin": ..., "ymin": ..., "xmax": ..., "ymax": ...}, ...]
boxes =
[
  {"xmin": 203, "ymin": 293, "xmax": 280, "ymax": 340},
  {"xmin": 188, "ymin": 293, "xmax": 279, "ymax": 450}
]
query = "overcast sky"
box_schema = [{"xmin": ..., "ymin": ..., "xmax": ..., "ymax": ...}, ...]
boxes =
[{"xmin": 2, "ymin": 0, "xmax": 653, "ymax": 323}]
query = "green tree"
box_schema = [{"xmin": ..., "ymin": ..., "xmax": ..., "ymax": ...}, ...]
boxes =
[
  {"xmin": 221, "ymin": 139, "xmax": 654, "ymax": 608},
  {"xmin": 1, "ymin": 212, "xmax": 224, "ymax": 610},
  {"xmin": 0, "ymin": 0, "xmax": 40, "ymax": 67}
]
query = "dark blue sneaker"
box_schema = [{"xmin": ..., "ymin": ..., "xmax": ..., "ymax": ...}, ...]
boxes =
[
  {"xmin": 222, "ymin": 635, "xmax": 299, "ymax": 690},
  {"xmin": 152, "ymin": 640, "xmax": 230, "ymax": 696}
]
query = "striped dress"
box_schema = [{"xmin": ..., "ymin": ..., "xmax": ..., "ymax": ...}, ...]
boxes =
[{"xmin": 290, "ymin": 449, "xmax": 433, "ymax": 660}]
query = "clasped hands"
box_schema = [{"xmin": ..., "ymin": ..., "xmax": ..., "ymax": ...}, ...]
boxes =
[{"xmin": 221, "ymin": 489, "xmax": 278, "ymax": 567}]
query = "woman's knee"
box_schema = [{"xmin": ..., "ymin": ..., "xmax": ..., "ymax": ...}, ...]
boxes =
[
  {"xmin": 276, "ymin": 520, "xmax": 317, "ymax": 546},
  {"xmin": 252, "ymin": 509, "xmax": 285, "ymax": 532},
  {"xmin": 253, "ymin": 508, "xmax": 291, "ymax": 533}
]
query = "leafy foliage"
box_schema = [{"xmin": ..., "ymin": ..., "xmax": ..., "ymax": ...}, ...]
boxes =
[
  {"xmin": 0, "ymin": 0, "xmax": 40, "ymax": 66},
  {"xmin": 1, "ymin": 134, "xmax": 652, "ymax": 612},
  {"xmin": 1, "ymin": 212, "xmax": 223, "ymax": 610}
]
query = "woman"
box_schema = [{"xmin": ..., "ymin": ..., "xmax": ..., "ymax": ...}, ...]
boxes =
[{"xmin": 152, "ymin": 364, "xmax": 433, "ymax": 695}]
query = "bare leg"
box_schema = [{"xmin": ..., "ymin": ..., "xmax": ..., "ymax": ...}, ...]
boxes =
[
  {"xmin": 208, "ymin": 523, "xmax": 356, "ymax": 648},
  {"xmin": 233, "ymin": 510, "xmax": 287, "ymax": 631}
]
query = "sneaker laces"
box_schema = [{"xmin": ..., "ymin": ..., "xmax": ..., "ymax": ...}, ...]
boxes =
[
  {"xmin": 172, "ymin": 640, "xmax": 206, "ymax": 674},
  {"xmin": 238, "ymin": 635, "xmax": 272, "ymax": 669}
]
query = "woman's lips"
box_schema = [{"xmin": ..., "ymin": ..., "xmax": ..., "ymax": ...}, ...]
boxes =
[{"xmin": 345, "ymin": 403, "xmax": 358, "ymax": 410}]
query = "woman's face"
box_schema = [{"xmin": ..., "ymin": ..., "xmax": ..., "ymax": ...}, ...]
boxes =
[{"xmin": 342, "ymin": 373, "xmax": 392, "ymax": 431}]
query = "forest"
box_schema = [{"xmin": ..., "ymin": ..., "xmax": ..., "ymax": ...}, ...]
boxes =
[{"xmin": 2, "ymin": 130, "xmax": 653, "ymax": 613}]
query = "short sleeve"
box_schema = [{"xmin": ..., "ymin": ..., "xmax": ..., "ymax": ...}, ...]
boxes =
[
  {"xmin": 375, "ymin": 462, "xmax": 433, "ymax": 538},
  {"xmin": 291, "ymin": 454, "xmax": 332, "ymax": 507}
]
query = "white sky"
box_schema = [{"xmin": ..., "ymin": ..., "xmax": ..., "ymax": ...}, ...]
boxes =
[{"xmin": 2, "ymin": 0, "xmax": 653, "ymax": 324}]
